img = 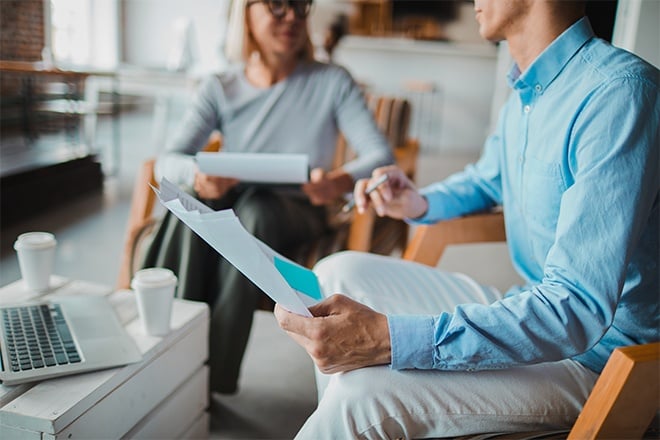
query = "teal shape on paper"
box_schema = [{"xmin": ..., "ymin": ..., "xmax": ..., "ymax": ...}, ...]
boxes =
[{"xmin": 273, "ymin": 256, "xmax": 322, "ymax": 301}]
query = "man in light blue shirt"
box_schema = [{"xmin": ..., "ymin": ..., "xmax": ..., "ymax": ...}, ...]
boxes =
[{"xmin": 275, "ymin": 1, "xmax": 659, "ymax": 438}]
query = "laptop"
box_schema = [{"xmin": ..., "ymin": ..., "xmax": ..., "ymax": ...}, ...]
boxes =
[{"xmin": 0, "ymin": 295, "xmax": 142, "ymax": 386}]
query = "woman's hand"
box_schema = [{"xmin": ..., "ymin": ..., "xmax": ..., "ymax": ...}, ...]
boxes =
[
  {"xmin": 302, "ymin": 168, "xmax": 354, "ymax": 206},
  {"xmin": 193, "ymin": 171, "xmax": 239, "ymax": 200},
  {"xmin": 354, "ymin": 165, "xmax": 428, "ymax": 219},
  {"xmin": 274, "ymin": 294, "xmax": 391, "ymax": 374}
]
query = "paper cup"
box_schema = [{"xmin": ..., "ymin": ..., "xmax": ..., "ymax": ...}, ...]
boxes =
[
  {"xmin": 131, "ymin": 268, "xmax": 177, "ymax": 336},
  {"xmin": 14, "ymin": 232, "xmax": 57, "ymax": 292}
]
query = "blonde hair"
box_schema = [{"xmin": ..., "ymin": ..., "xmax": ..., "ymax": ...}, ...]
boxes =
[{"xmin": 224, "ymin": 0, "xmax": 315, "ymax": 64}]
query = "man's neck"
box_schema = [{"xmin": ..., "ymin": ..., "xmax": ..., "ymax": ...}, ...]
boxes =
[{"xmin": 507, "ymin": 12, "xmax": 583, "ymax": 72}]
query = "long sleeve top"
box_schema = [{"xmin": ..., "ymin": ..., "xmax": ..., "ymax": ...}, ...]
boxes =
[
  {"xmin": 155, "ymin": 61, "xmax": 394, "ymax": 189},
  {"xmin": 388, "ymin": 17, "xmax": 659, "ymax": 374}
]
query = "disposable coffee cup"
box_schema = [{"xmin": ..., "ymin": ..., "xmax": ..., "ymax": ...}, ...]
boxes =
[
  {"xmin": 14, "ymin": 232, "xmax": 57, "ymax": 292},
  {"xmin": 131, "ymin": 268, "xmax": 177, "ymax": 336}
]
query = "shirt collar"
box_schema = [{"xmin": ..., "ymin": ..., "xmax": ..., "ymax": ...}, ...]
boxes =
[{"xmin": 507, "ymin": 17, "xmax": 595, "ymax": 93}]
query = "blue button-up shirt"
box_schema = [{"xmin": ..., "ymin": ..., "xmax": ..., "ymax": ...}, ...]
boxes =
[{"xmin": 388, "ymin": 18, "xmax": 659, "ymax": 373}]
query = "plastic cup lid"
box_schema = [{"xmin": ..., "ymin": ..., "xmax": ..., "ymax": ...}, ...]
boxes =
[
  {"xmin": 132, "ymin": 268, "xmax": 177, "ymax": 288},
  {"xmin": 14, "ymin": 232, "xmax": 56, "ymax": 250}
]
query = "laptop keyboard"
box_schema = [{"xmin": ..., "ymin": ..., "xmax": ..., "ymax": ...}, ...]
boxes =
[{"xmin": 2, "ymin": 304, "xmax": 81, "ymax": 372}]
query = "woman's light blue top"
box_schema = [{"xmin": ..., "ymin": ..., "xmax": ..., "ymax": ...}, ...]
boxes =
[{"xmin": 389, "ymin": 18, "xmax": 659, "ymax": 373}]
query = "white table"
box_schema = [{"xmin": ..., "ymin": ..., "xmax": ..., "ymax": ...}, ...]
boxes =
[{"xmin": 0, "ymin": 277, "xmax": 210, "ymax": 439}]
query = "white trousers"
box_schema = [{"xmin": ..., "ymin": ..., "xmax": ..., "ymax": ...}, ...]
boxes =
[{"xmin": 296, "ymin": 251, "xmax": 598, "ymax": 440}]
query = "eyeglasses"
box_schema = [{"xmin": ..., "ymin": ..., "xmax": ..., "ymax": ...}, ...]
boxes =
[{"xmin": 247, "ymin": 0, "xmax": 313, "ymax": 20}]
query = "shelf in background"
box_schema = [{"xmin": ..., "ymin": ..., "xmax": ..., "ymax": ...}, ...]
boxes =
[{"xmin": 0, "ymin": 141, "xmax": 103, "ymax": 228}]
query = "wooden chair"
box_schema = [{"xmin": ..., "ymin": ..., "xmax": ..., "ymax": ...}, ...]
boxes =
[
  {"xmin": 402, "ymin": 210, "xmax": 659, "ymax": 439},
  {"xmin": 339, "ymin": 93, "xmax": 419, "ymax": 255},
  {"xmin": 117, "ymin": 96, "xmax": 419, "ymax": 291},
  {"xmin": 116, "ymin": 132, "xmax": 221, "ymax": 291}
]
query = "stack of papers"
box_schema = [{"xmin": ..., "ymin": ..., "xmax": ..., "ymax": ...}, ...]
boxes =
[{"xmin": 153, "ymin": 178, "xmax": 321, "ymax": 316}]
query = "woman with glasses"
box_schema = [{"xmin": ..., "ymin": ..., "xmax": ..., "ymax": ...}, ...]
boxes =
[{"xmin": 141, "ymin": 0, "xmax": 394, "ymax": 395}]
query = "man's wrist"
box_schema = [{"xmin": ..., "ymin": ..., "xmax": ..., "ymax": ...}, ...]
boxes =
[{"xmin": 410, "ymin": 195, "xmax": 429, "ymax": 220}]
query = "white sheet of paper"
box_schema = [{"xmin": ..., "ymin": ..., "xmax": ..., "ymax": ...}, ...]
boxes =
[
  {"xmin": 195, "ymin": 152, "xmax": 309, "ymax": 184},
  {"xmin": 153, "ymin": 178, "xmax": 313, "ymax": 317}
]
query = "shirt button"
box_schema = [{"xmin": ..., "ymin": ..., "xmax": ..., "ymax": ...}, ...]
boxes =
[
  {"xmin": 535, "ymin": 84, "xmax": 542, "ymax": 92},
  {"xmin": 524, "ymin": 105, "xmax": 531, "ymax": 113}
]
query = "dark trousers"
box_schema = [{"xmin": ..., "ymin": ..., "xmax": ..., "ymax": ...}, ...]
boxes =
[{"xmin": 141, "ymin": 186, "xmax": 328, "ymax": 393}]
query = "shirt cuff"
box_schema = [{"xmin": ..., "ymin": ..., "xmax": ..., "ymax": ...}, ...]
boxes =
[{"xmin": 388, "ymin": 314, "xmax": 436, "ymax": 369}]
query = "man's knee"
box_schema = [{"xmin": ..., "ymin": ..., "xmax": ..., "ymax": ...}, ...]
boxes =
[
  {"xmin": 314, "ymin": 371, "xmax": 372, "ymax": 424},
  {"xmin": 307, "ymin": 368, "xmax": 409, "ymax": 439},
  {"xmin": 315, "ymin": 251, "xmax": 366, "ymax": 280},
  {"xmin": 314, "ymin": 251, "xmax": 375, "ymax": 298}
]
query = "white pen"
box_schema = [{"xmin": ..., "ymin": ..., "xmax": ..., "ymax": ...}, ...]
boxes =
[{"xmin": 342, "ymin": 174, "xmax": 390, "ymax": 213}]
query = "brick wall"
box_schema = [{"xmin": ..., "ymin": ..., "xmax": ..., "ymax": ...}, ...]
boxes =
[
  {"xmin": 0, "ymin": 1, "xmax": 45, "ymax": 61},
  {"xmin": 1, "ymin": 1, "xmax": 45, "ymax": 129}
]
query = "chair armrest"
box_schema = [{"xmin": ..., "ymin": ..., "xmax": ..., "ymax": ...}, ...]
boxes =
[
  {"xmin": 394, "ymin": 138, "xmax": 420, "ymax": 180},
  {"xmin": 402, "ymin": 210, "xmax": 506, "ymax": 267},
  {"xmin": 117, "ymin": 159, "xmax": 158, "ymax": 289},
  {"xmin": 568, "ymin": 342, "xmax": 660, "ymax": 440},
  {"xmin": 346, "ymin": 208, "xmax": 377, "ymax": 252},
  {"xmin": 203, "ymin": 131, "xmax": 222, "ymax": 152}
]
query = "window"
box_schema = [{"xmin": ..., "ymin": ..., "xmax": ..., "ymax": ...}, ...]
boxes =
[{"xmin": 49, "ymin": 0, "xmax": 118, "ymax": 68}]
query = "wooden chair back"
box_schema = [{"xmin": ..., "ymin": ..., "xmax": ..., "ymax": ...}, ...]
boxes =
[
  {"xmin": 402, "ymin": 211, "xmax": 659, "ymax": 439},
  {"xmin": 402, "ymin": 210, "xmax": 506, "ymax": 266}
]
